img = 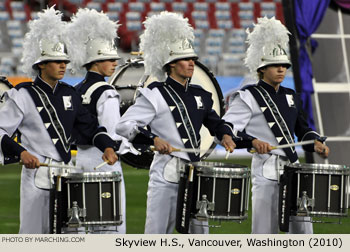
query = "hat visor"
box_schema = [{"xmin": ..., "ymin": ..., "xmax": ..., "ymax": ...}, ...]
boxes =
[
  {"xmin": 163, "ymin": 53, "xmax": 198, "ymax": 66},
  {"xmin": 33, "ymin": 55, "xmax": 70, "ymax": 68},
  {"xmin": 257, "ymin": 59, "xmax": 291, "ymax": 71},
  {"xmin": 83, "ymin": 55, "xmax": 121, "ymax": 67}
]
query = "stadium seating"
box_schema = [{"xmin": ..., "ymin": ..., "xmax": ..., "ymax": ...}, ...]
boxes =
[
  {"xmin": 107, "ymin": 2, "xmax": 123, "ymax": 12},
  {"xmin": 0, "ymin": 0, "xmax": 286, "ymax": 77},
  {"xmin": 86, "ymin": 2, "xmax": 102, "ymax": 11},
  {"xmin": 172, "ymin": 2, "xmax": 187, "ymax": 13}
]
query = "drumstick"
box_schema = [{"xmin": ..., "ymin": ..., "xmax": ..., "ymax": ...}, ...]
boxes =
[
  {"xmin": 249, "ymin": 140, "xmax": 316, "ymax": 153},
  {"xmin": 150, "ymin": 146, "xmax": 208, "ymax": 153},
  {"xmin": 225, "ymin": 150, "xmax": 230, "ymax": 160},
  {"xmin": 130, "ymin": 51, "xmax": 143, "ymax": 55},
  {"xmin": 19, "ymin": 161, "xmax": 82, "ymax": 170},
  {"xmin": 94, "ymin": 161, "xmax": 108, "ymax": 170}
]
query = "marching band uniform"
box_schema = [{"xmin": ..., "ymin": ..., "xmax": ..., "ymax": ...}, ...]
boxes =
[
  {"xmin": 223, "ymin": 17, "xmax": 329, "ymax": 234},
  {"xmin": 66, "ymin": 8, "xmax": 133, "ymax": 233},
  {"xmin": 74, "ymin": 71, "xmax": 127, "ymax": 233},
  {"xmin": 0, "ymin": 76, "xmax": 118, "ymax": 234},
  {"xmin": 117, "ymin": 76, "xmax": 254, "ymax": 234},
  {"xmin": 0, "ymin": 7, "xmax": 118, "ymax": 234},
  {"xmin": 116, "ymin": 12, "xmax": 254, "ymax": 234},
  {"xmin": 224, "ymin": 80, "xmax": 322, "ymax": 233}
]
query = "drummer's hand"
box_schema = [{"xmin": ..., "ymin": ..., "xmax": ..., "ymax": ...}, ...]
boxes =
[
  {"xmin": 20, "ymin": 150, "xmax": 40, "ymax": 169},
  {"xmin": 154, "ymin": 137, "xmax": 173, "ymax": 154},
  {"xmin": 314, "ymin": 140, "xmax": 329, "ymax": 158},
  {"xmin": 252, "ymin": 139, "xmax": 272, "ymax": 154},
  {"xmin": 221, "ymin": 134, "xmax": 236, "ymax": 153},
  {"xmin": 102, "ymin": 147, "xmax": 118, "ymax": 165}
]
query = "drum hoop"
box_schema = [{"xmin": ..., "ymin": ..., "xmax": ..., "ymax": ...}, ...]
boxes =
[
  {"xmin": 62, "ymin": 171, "xmax": 121, "ymax": 182},
  {"xmin": 308, "ymin": 211, "xmax": 348, "ymax": 217},
  {"xmin": 190, "ymin": 161, "xmax": 250, "ymax": 177},
  {"xmin": 287, "ymin": 163, "xmax": 350, "ymax": 173},
  {"xmin": 191, "ymin": 161, "xmax": 248, "ymax": 169},
  {"xmin": 206, "ymin": 214, "xmax": 248, "ymax": 221},
  {"xmin": 295, "ymin": 170, "xmax": 350, "ymax": 175},
  {"xmin": 197, "ymin": 173, "xmax": 250, "ymax": 179},
  {"xmin": 81, "ymin": 220, "xmax": 123, "ymax": 226}
]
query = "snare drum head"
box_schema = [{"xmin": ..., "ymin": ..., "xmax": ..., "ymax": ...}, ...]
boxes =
[{"xmin": 109, "ymin": 59, "xmax": 224, "ymax": 169}]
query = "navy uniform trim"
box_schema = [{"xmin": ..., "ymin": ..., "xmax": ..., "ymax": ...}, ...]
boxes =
[
  {"xmin": 155, "ymin": 83, "xmax": 200, "ymax": 162},
  {"xmin": 1, "ymin": 135, "xmax": 24, "ymax": 164},
  {"xmin": 24, "ymin": 83, "xmax": 72, "ymax": 163},
  {"xmin": 164, "ymin": 85, "xmax": 199, "ymax": 148}
]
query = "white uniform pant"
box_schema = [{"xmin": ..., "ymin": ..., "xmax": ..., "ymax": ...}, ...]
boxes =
[
  {"xmin": 144, "ymin": 184, "xmax": 209, "ymax": 234},
  {"xmin": 251, "ymin": 162, "xmax": 313, "ymax": 234},
  {"xmin": 19, "ymin": 167, "xmax": 50, "ymax": 234}
]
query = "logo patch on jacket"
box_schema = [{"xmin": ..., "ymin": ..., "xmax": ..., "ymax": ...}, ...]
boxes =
[
  {"xmin": 285, "ymin": 94, "xmax": 295, "ymax": 107},
  {"xmin": 62, "ymin": 96, "xmax": 73, "ymax": 111},
  {"xmin": 194, "ymin": 96, "xmax": 204, "ymax": 109}
]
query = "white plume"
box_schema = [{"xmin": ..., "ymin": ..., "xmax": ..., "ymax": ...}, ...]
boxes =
[
  {"xmin": 140, "ymin": 11, "xmax": 195, "ymax": 81},
  {"xmin": 21, "ymin": 6, "xmax": 66, "ymax": 77},
  {"xmin": 64, "ymin": 8, "xmax": 120, "ymax": 73},
  {"xmin": 244, "ymin": 16, "xmax": 291, "ymax": 75}
]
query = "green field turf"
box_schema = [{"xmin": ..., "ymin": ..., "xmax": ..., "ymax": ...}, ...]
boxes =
[{"xmin": 1, "ymin": 159, "xmax": 349, "ymax": 234}]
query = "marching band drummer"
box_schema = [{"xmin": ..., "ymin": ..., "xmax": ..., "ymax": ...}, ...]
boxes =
[
  {"xmin": 0, "ymin": 7, "xmax": 118, "ymax": 234},
  {"xmin": 223, "ymin": 17, "xmax": 329, "ymax": 234},
  {"xmin": 65, "ymin": 8, "xmax": 137, "ymax": 234},
  {"xmin": 115, "ymin": 12, "xmax": 260, "ymax": 234}
]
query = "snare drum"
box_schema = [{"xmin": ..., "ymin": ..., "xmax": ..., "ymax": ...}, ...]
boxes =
[
  {"xmin": 50, "ymin": 171, "xmax": 122, "ymax": 234},
  {"xmin": 279, "ymin": 163, "xmax": 350, "ymax": 231},
  {"xmin": 176, "ymin": 162, "xmax": 250, "ymax": 233},
  {"xmin": 108, "ymin": 58, "xmax": 224, "ymax": 169}
]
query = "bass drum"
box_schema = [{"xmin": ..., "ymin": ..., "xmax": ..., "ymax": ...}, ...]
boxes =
[
  {"xmin": 108, "ymin": 58, "xmax": 224, "ymax": 169},
  {"xmin": 0, "ymin": 76, "xmax": 13, "ymax": 110}
]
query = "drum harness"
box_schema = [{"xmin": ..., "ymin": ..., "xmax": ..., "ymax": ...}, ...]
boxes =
[{"xmin": 81, "ymin": 81, "xmax": 111, "ymax": 105}]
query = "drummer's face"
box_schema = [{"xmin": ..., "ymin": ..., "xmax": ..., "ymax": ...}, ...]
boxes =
[
  {"xmin": 93, "ymin": 59, "xmax": 118, "ymax": 77},
  {"xmin": 39, "ymin": 61, "xmax": 67, "ymax": 83},
  {"xmin": 261, "ymin": 64, "xmax": 287, "ymax": 87},
  {"xmin": 170, "ymin": 58, "xmax": 195, "ymax": 83}
]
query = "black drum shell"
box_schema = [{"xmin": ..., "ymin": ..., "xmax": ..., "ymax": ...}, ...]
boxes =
[
  {"xmin": 286, "ymin": 163, "xmax": 349, "ymax": 217},
  {"xmin": 50, "ymin": 172, "xmax": 122, "ymax": 233},
  {"xmin": 279, "ymin": 163, "xmax": 350, "ymax": 232},
  {"xmin": 191, "ymin": 162, "xmax": 250, "ymax": 220},
  {"xmin": 176, "ymin": 162, "xmax": 250, "ymax": 233}
]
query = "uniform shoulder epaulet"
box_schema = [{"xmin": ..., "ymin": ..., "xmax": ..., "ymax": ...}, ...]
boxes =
[
  {"xmin": 14, "ymin": 82, "xmax": 33, "ymax": 90},
  {"xmin": 147, "ymin": 82, "xmax": 163, "ymax": 90}
]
